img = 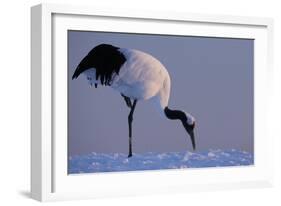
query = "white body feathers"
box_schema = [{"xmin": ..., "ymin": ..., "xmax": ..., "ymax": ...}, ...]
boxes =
[
  {"xmin": 84, "ymin": 48, "xmax": 171, "ymax": 110},
  {"xmin": 84, "ymin": 48, "xmax": 195, "ymax": 124}
]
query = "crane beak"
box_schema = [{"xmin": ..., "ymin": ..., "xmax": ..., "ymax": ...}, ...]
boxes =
[{"xmin": 182, "ymin": 122, "xmax": 196, "ymax": 150}]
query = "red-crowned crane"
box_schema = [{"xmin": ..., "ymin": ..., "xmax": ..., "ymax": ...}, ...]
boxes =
[{"xmin": 72, "ymin": 44, "xmax": 196, "ymax": 157}]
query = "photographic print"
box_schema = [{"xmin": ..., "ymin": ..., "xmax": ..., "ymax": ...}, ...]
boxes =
[{"xmin": 68, "ymin": 31, "xmax": 254, "ymax": 174}]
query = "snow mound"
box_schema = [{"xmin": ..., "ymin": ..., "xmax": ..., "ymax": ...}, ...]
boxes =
[{"xmin": 68, "ymin": 149, "xmax": 253, "ymax": 174}]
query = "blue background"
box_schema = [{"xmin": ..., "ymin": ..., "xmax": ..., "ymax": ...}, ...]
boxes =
[{"xmin": 68, "ymin": 31, "xmax": 254, "ymax": 156}]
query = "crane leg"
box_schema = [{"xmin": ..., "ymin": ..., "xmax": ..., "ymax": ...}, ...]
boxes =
[
  {"xmin": 121, "ymin": 93, "xmax": 132, "ymax": 108},
  {"xmin": 128, "ymin": 100, "xmax": 137, "ymax": 158}
]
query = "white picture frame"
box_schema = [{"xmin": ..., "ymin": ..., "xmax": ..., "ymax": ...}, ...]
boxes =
[{"xmin": 31, "ymin": 3, "xmax": 274, "ymax": 202}]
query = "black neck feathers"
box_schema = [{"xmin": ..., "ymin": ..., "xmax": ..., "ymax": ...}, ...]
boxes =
[
  {"xmin": 164, "ymin": 107, "xmax": 187, "ymax": 123},
  {"xmin": 72, "ymin": 44, "xmax": 126, "ymax": 85}
]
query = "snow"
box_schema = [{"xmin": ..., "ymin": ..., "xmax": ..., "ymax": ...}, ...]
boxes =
[{"xmin": 68, "ymin": 149, "xmax": 253, "ymax": 174}]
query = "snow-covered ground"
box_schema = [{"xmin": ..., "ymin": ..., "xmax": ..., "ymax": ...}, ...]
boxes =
[{"xmin": 68, "ymin": 149, "xmax": 253, "ymax": 174}]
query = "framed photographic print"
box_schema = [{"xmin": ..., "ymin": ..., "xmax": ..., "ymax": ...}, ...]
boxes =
[{"xmin": 31, "ymin": 3, "xmax": 274, "ymax": 201}]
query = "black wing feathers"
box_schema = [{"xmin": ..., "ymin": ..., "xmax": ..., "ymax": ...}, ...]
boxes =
[{"xmin": 72, "ymin": 44, "xmax": 126, "ymax": 86}]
